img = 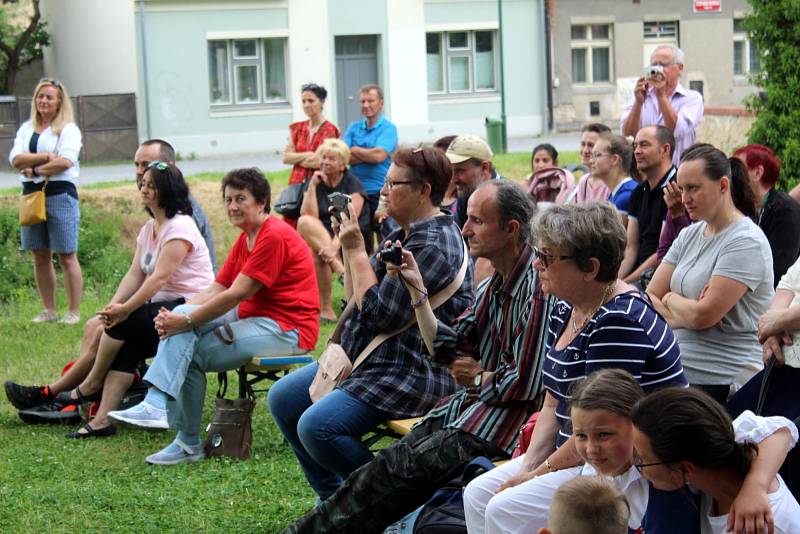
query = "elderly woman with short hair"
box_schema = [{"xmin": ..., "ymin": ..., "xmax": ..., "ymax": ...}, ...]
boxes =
[
  {"xmin": 269, "ymin": 146, "xmax": 474, "ymax": 501},
  {"xmin": 297, "ymin": 138, "xmax": 369, "ymax": 322},
  {"xmin": 463, "ymin": 201, "xmax": 687, "ymax": 534}
]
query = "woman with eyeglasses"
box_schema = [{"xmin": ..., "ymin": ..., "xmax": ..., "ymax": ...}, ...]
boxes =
[
  {"xmin": 296, "ymin": 138, "xmax": 369, "ymax": 322},
  {"xmin": 463, "ymin": 201, "xmax": 687, "ymax": 533},
  {"xmin": 646, "ymin": 144, "xmax": 773, "ymax": 405},
  {"xmin": 632, "ymin": 386, "xmax": 800, "ymax": 533},
  {"xmin": 9, "ymin": 78, "xmax": 84, "ymax": 324},
  {"xmin": 4, "ymin": 162, "xmax": 214, "ymax": 438},
  {"xmin": 282, "ymin": 83, "xmax": 341, "ymax": 228},
  {"xmin": 269, "ymin": 147, "xmax": 474, "ymax": 501}
]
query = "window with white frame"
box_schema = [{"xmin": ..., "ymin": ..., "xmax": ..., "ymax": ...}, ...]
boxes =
[
  {"xmin": 643, "ymin": 21, "xmax": 678, "ymax": 41},
  {"xmin": 570, "ymin": 24, "xmax": 612, "ymax": 84},
  {"xmin": 426, "ymin": 30, "xmax": 498, "ymax": 95},
  {"xmin": 207, "ymin": 38, "xmax": 288, "ymax": 107},
  {"xmin": 733, "ymin": 18, "xmax": 760, "ymax": 76}
]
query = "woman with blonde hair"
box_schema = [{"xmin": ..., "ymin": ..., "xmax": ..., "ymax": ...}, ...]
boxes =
[
  {"xmin": 9, "ymin": 78, "xmax": 84, "ymax": 324},
  {"xmin": 296, "ymin": 138, "xmax": 369, "ymax": 322}
]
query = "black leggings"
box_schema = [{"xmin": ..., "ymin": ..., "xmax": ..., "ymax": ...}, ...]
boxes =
[{"xmin": 106, "ymin": 298, "xmax": 184, "ymax": 374}]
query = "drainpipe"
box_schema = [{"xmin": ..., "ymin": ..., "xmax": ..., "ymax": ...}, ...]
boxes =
[
  {"xmin": 497, "ymin": 0, "xmax": 507, "ymax": 152},
  {"xmin": 137, "ymin": 0, "xmax": 152, "ymax": 139},
  {"xmin": 543, "ymin": 0, "xmax": 554, "ymax": 131}
]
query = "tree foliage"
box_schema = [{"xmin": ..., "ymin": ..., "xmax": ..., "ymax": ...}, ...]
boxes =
[
  {"xmin": 745, "ymin": 0, "xmax": 800, "ymax": 190},
  {"xmin": 0, "ymin": 0, "xmax": 50, "ymax": 94}
]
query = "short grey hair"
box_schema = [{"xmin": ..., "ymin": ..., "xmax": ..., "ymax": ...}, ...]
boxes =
[
  {"xmin": 480, "ymin": 179, "xmax": 534, "ymax": 247},
  {"xmin": 652, "ymin": 44, "xmax": 685, "ymax": 66},
  {"xmin": 532, "ymin": 201, "xmax": 626, "ymax": 282}
]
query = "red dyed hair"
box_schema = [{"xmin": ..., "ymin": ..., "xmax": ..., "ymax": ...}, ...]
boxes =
[{"xmin": 733, "ymin": 143, "xmax": 781, "ymax": 189}]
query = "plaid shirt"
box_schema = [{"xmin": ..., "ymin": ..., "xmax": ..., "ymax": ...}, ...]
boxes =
[
  {"xmin": 421, "ymin": 245, "xmax": 551, "ymax": 455},
  {"xmin": 339, "ymin": 214, "xmax": 474, "ymax": 417}
]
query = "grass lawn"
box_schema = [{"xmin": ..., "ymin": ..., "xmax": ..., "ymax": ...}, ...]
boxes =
[{"xmin": 0, "ymin": 152, "xmax": 575, "ymax": 532}]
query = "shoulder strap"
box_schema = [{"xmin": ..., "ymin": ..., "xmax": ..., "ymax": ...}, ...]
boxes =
[{"xmin": 350, "ymin": 239, "xmax": 470, "ymax": 372}]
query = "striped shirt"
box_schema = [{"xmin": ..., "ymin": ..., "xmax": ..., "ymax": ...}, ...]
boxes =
[
  {"xmin": 421, "ymin": 246, "xmax": 551, "ymax": 455},
  {"xmin": 543, "ymin": 291, "xmax": 687, "ymax": 446},
  {"xmin": 340, "ymin": 214, "xmax": 474, "ymax": 417}
]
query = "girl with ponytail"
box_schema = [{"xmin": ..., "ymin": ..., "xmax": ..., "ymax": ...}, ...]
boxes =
[
  {"xmin": 646, "ymin": 143, "xmax": 774, "ymax": 404},
  {"xmin": 632, "ymin": 387, "xmax": 800, "ymax": 533}
]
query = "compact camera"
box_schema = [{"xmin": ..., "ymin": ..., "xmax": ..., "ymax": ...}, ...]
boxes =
[
  {"xmin": 328, "ymin": 192, "xmax": 352, "ymax": 222},
  {"xmin": 378, "ymin": 244, "xmax": 403, "ymax": 265},
  {"xmin": 644, "ymin": 64, "xmax": 664, "ymax": 78}
]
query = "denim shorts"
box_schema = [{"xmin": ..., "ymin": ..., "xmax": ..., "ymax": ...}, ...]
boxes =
[{"xmin": 20, "ymin": 192, "xmax": 80, "ymax": 254}]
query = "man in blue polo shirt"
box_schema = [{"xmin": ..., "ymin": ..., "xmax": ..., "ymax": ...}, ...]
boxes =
[{"xmin": 343, "ymin": 84, "xmax": 398, "ymax": 252}]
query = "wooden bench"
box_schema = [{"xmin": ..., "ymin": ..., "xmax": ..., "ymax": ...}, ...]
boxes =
[{"xmin": 237, "ymin": 351, "xmax": 314, "ymax": 398}]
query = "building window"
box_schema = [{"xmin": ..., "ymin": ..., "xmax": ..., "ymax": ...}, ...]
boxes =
[
  {"xmin": 643, "ymin": 21, "xmax": 678, "ymax": 41},
  {"xmin": 570, "ymin": 24, "xmax": 612, "ymax": 84},
  {"xmin": 426, "ymin": 30, "xmax": 498, "ymax": 95},
  {"xmin": 733, "ymin": 18, "xmax": 760, "ymax": 76},
  {"xmin": 207, "ymin": 38, "xmax": 288, "ymax": 107}
]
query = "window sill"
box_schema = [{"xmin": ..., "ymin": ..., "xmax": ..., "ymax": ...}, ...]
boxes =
[
  {"xmin": 208, "ymin": 104, "xmax": 291, "ymax": 118},
  {"xmin": 571, "ymin": 84, "xmax": 616, "ymax": 95},
  {"xmin": 427, "ymin": 93, "xmax": 501, "ymax": 105}
]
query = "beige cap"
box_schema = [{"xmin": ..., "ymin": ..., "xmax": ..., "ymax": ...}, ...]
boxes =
[{"xmin": 445, "ymin": 134, "xmax": 493, "ymax": 164}]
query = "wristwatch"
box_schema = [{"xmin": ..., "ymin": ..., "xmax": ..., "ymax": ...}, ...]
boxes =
[{"xmin": 473, "ymin": 372, "xmax": 482, "ymax": 387}]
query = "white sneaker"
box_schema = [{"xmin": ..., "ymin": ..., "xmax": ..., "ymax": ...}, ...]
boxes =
[
  {"xmin": 59, "ymin": 311, "xmax": 81, "ymax": 325},
  {"xmin": 145, "ymin": 439, "xmax": 204, "ymax": 465},
  {"xmin": 108, "ymin": 401, "xmax": 168, "ymax": 429},
  {"xmin": 32, "ymin": 310, "xmax": 57, "ymax": 323}
]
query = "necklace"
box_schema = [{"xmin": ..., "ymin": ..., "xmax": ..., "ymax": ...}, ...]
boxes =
[{"xmin": 570, "ymin": 280, "xmax": 617, "ymax": 334}]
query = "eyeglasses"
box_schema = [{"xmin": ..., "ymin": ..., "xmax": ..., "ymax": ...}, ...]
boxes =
[
  {"xmin": 39, "ymin": 77, "xmax": 62, "ymax": 88},
  {"xmin": 386, "ymin": 180, "xmax": 417, "ymax": 191},
  {"xmin": 590, "ymin": 152, "xmax": 613, "ymax": 161},
  {"xmin": 301, "ymin": 83, "xmax": 322, "ymax": 92},
  {"xmin": 146, "ymin": 161, "xmax": 169, "ymax": 171},
  {"xmin": 632, "ymin": 451, "xmax": 669, "ymax": 473},
  {"xmin": 533, "ymin": 246, "xmax": 572, "ymax": 268}
]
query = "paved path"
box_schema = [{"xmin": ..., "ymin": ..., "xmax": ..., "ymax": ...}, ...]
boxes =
[{"xmin": 0, "ymin": 132, "xmax": 581, "ymax": 189}]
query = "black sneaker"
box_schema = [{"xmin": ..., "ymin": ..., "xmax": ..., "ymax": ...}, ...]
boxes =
[{"xmin": 4, "ymin": 381, "xmax": 51, "ymax": 410}]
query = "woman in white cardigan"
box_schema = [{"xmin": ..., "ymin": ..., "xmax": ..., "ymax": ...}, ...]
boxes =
[{"xmin": 9, "ymin": 78, "xmax": 83, "ymax": 324}]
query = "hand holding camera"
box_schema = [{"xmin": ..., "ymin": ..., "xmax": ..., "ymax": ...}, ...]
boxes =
[
  {"xmin": 330, "ymin": 193, "xmax": 364, "ymax": 253},
  {"xmin": 381, "ymin": 241, "xmax": 427, "ymax": 303}
]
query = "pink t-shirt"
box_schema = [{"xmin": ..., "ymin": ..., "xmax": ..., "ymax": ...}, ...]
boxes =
[
  {"xmin": 574, "ymin": 173, "xmax": 611, "ymax": 204},
  {"xmin": 137, "ymin": 214, "xmax": 214, "ymax": 302}
]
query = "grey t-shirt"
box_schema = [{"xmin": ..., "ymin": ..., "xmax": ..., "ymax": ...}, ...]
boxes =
[{"xmin": 664, "ymin": 216, "xmax": 774, "ymax": 385}]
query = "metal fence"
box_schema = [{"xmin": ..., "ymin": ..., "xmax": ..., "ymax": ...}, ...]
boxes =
[{"xmin": 0, "ymin": 93, "xmax": 139, "ymax": 170}]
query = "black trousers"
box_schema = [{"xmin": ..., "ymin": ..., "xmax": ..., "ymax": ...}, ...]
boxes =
[{"xmin": 283, "ymin": 417, "xmax": 506, "ymax": 534}]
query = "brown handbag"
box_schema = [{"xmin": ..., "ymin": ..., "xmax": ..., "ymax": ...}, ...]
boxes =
[
  {"xmin": 308, "ymin": 241, "xmax": 470, "ymax": 403},
  {"xmin": 19, "ymin": 178, "xmax": 47, "ymax": 226},
  {"xmin": 204, "ymin": 326, "xmax": 256, "ymax": 460}
]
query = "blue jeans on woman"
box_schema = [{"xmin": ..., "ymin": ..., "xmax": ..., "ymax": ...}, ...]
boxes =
[
  {"xmin": 143, "ymin": 304, "xmax": 300, "ymax": 435},
  {"xmin": 268, "ymin": 361, "xmax": 391, "ymax": 499}
]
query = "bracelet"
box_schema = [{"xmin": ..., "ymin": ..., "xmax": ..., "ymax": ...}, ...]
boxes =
[
  {"xmin": 544, "ymin": 458, "xmax": 557, "ymax": 473},
  {"xmin": 32, "ymin": 166, "xmax": 39, "ymax": 176},
  {"xmin": 412, "ymin": 291, "xmax": 429, "ymax": 308},
  {"xmin": 184, "ymin": 313, "xmax": 194, "ymax": 327}
]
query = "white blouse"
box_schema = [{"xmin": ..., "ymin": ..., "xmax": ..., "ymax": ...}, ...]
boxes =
[{"xmin": 8, "ymin": 120, "xmax": 82, "ymax": 185}]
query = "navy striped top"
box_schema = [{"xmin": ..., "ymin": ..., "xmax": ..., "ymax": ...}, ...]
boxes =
[{"xmin": 542, "ymin": 291, "xmax": 688, "ymax": 446}]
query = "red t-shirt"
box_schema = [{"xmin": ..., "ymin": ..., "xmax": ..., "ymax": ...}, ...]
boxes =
[{"xmin": 216, "ymin": 216, "xmax": 320, "ymax": 351}]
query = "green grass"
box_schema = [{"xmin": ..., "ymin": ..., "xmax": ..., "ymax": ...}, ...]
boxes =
[{"xmin": 0, "ymin": 153, "xmax": 558, "ymax": 531}]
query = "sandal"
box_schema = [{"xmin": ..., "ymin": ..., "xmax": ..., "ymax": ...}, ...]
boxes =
[
  {"xmin": 55, "ymin": 386, "xmax": 102, "ymax": 405},
  {"xmin": 66, "ymin": 422, "xmax": 117, "ymax": 439}
]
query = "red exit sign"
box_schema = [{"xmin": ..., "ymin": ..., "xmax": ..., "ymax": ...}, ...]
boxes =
[{"xmin": 694, "ymin": 0, "xmax": 722, "ymax": 12}]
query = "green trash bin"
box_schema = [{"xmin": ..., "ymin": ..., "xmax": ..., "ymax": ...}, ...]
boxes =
[{"xmin": 485, "ymin": 116, "xmax": 504, "ymax": 154}]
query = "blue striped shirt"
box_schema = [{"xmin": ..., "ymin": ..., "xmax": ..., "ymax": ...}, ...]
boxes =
[{"xmin": 542, "ymin": 291, "xmax": 687, "ymax": 446}]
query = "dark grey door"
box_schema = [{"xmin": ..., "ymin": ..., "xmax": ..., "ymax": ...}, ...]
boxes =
[{"xmin": 335, "ymin": 35, "xmax": 379, "ymax": 129}]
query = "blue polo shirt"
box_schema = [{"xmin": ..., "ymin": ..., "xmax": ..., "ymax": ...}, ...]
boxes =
[{"xmin": 343, "ymin": 115, "xmax": 398, "ymax": 196}]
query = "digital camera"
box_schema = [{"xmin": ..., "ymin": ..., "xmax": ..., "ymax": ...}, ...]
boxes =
[
  {"xmin": 378, "ymin": 244, "xmax": 403, "ymax": 265},
  {"xmin": 644, "ymin": 64, "xmax": 664, "ymax": 78},
  {"xmin": 328, "ymin": 192, "xmax": 352, "ymax": 222}
]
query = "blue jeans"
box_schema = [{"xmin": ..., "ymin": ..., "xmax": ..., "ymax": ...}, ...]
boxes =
[
  {"xmin": 144, "ymin": 304, "xmax": 300, "ymax": 434},
  {"xmin": 268, "ymin": 362, "xmax": 390, "ymax": 499}
]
